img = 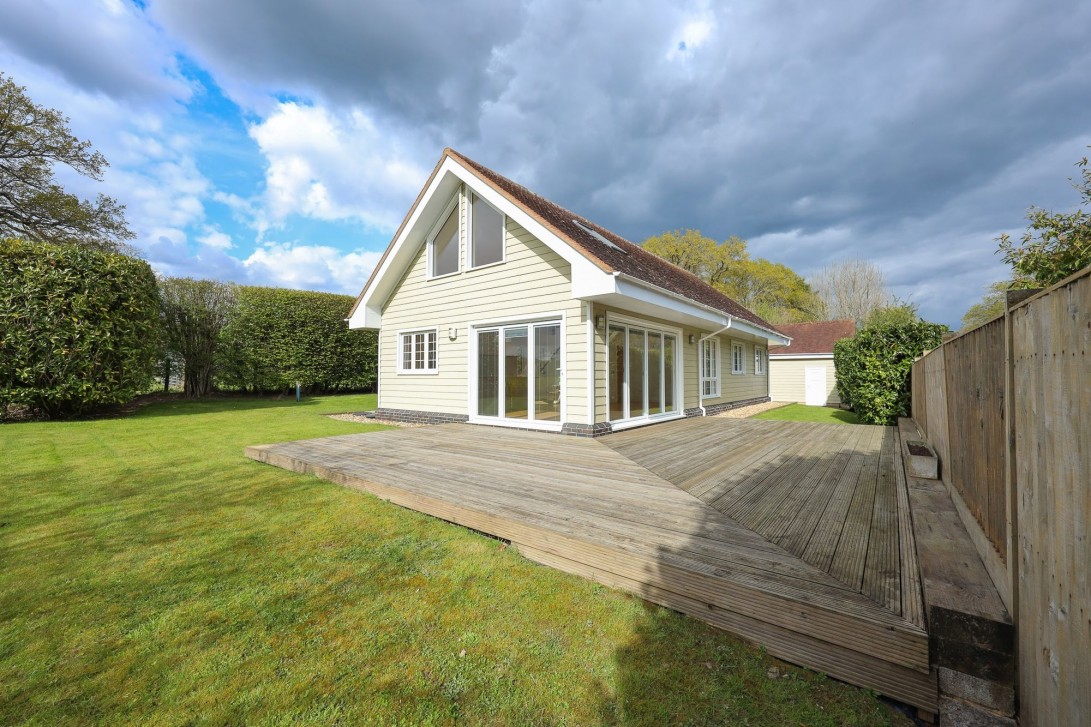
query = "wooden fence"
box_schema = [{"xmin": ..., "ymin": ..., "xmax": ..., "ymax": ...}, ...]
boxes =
[{"xmin": 910, "ymin": 267, "xmax": 1090, "ymax": 726}]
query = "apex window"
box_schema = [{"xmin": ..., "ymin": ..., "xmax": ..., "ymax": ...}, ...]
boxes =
[
  {"xmin": 429, "ymin": 202, "xmax": 460, "ymax": 278},
  {"xmin": 470, "ymin": 192, "xmax": 504, "ymax": 268}
]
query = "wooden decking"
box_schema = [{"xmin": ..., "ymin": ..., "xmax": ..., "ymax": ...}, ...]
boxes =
[{"xmin": 246, "ymin": 418, "xmax": 936, "ymax": 710}]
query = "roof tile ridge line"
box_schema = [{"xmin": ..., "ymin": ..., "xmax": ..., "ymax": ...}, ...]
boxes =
[
  {"xmin": 449, "ymin": 152, "xmax": 779, "ymax": 329},
  {"xmin": 346, "ymin": 150, "xmax": 450, "ymax": 319},
  {"xmin": 445, "ymin": 148, "xmax": 616, "ymax": 273}
]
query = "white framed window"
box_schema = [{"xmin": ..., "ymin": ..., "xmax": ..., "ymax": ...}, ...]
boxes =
[
  {"xmin": 428, "ymin": 197, "xmax": 460, "ymax": 279},
  {"xmin": 469, "ymin": 192, "xmax": 505, "ymax": 268},
  {"xmin": 398, "ymin": 329, "xmax": 438, "ymax": 373},
  {"xmin": 754, "ymin": 346, "xmax": 766, "ymax": 375},
  {"xmin": 700, "ymin": 338, "xmax": 720, "ymax": 397},
  {"xmin": 731, "ymin": 342, "xmax": 745, "ymax": 375}
]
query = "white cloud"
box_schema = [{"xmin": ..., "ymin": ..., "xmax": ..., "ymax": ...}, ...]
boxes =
[
  {"xmin": 242, "ymin": 242, "xmax": 382, "ymax": 294},
  {"xmin": 248, "ymin": 102, "xmax": 428, "ymax": 233},
  {"xmin": 197, "ymin": 228, "xmax": 234, "ymax": 250}
]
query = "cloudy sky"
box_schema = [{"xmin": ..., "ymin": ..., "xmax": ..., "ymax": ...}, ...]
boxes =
[{"xmin": 2, "ymin": 0, "xmax": 1089, "ymax": 326}]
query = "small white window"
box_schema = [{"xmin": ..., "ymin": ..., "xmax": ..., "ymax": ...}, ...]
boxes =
[
  {"xmin": 399, "ymin": 330, "xmax": 438, "ymax": 373},
  {"xmin": 470, "ymin": 192, "xmax": 505, "ymax": 268},
  {"xmin": 731, "ymin": 342, "xmax": 745, "ymax": 374},
  {"xmin": 700, "ymin": 339, "xmax": 720, "ymax": 397},
  {"xmin": 429, "ymin": 202, "xmax": 460, "ymax": 278},
  {"xmin": 754, "ymin": 346, "xmax": 766, "ymax": 375}
]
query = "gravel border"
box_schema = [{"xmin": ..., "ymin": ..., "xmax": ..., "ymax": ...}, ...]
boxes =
[
  {"xmin": 711, "ymin": 400, "xmax": 792, "ymax": 418},
  {"xmin": 326, "ymin": 413, "xmax": 424, "ymax": 427}
]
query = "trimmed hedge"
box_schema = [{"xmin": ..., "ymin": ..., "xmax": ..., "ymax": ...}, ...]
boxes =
[
  {"xmin": 217, "ymin": 286, "xmax": 376, "ymax": 393},
  {"xmin": 833, "ymin": 318, "xmax": 946, "ymax": 425},
  {"xmin": 0, "ymin": 239, "xmax": 159, "ymax": 418}
]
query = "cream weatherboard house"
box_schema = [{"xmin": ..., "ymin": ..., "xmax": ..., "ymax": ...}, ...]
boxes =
[{"xmin": 347, "ymin": 149, "xmax": 790, "ymax": 435}]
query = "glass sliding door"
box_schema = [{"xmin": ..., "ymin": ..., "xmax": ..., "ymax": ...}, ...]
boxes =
[
  {"xmin": 475, "ymin": 319, "xmax": 562, "ymax": 425},
  {"xmin": 504, "ymin": 327, "xmax": 529, "ymax": 419},
  {"xmin": 606, "ymin": 320, "xmax": 679, "ymax": 423},
  {"xmin": 477, "ymin": 330, "xmax": 499, "ymax": 416},
  {"xmin": 534, "ymin": 324, "xmax": 561, "ymax": 421},
  {"xmin": 648, "ymin": 332, "xmax": 662, "ymax": 414},
  {"xmin": 608, "ymin": 325, "xmax": 626, "ymax": 421},
  {"xmin": 663, "ymin": 334, "xmax": 675, "ymax": 412},
  {"xmin": 628, "ymin": 328, "xmax": 646, "ymax": 418}
]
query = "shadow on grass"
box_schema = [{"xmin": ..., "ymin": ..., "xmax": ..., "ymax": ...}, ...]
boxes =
[{"xmin": 129, "ymin": 394, "xmax": 373, "ymax": 418}]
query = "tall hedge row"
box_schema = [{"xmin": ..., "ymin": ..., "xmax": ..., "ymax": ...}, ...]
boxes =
[
  {"xmin": 833, "ymin": 318, "xmax": 946, "ymax": 425},
  {"xmin": 0, "ymin": 239, "xmax": 160, "ymax": 418},
  {"xmin": 217, "ymin": 286, "xmax": 376, "ymax": 393}
]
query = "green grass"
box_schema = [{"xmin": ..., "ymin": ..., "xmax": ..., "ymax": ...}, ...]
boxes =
[
  {"xmin": 754, "ymin": 403, "xmax": 863, "ymax": 425},
  {"xmin": 0, "ymin": 394, "xmax": 906, "ymax": 726}
]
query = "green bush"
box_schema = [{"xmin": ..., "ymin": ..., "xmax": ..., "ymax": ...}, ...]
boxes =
[
  {"xmin": 217, "ymin": 286, "xmax": 377, "ymax": 393},
  {"xmin": 0, "ymin": 239, "xmax": 159, "ymax": 418},
  {"xmin": 833, "ymin": 316, "xmax": 947, "ymax": 425}
]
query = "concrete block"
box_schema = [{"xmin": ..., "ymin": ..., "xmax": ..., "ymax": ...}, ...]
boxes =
[
  {"xmin": 937, "ymin": 668, "xmax": 1015, "ymax": 716},
  {"xmin": 939, "ymin": 696, "xmax": 1017, "ymax": 727},
  {"xmin": 906, "ymin": 440, "xmax": 939, "ymax": 479}
]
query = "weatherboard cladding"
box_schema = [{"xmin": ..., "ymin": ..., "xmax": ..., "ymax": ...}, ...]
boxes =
[{"xmin": 444, "ymin": 149, "xmax": 783, "ymax": 336}]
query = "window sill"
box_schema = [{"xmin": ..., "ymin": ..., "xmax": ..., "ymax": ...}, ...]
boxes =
[
  {"xmin": 467, "ymin": 259, "xmax": 505, "ymax": 272},
  {"xmin": 396, "ymin": 370, "xmax": 440, "ymax": 376},
  {"xmin": 426, "ymin": 270, "xmax": 461, "ymax": 281}
]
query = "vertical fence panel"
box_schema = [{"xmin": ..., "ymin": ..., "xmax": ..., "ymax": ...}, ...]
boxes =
[
  {"xmin": 941, "ymin": 318, "xmax": 1007, "ymax": 559},
  {"xmin": 1014, "ymin": 271, "xmax": 1090, "ymax": 727}
]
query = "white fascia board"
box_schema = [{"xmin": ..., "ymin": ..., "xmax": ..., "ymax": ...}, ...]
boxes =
[
  {"xmin": 769, "ymin": 353, "xmax": 835, "ymax": 360},
  {"xmin": 348, "ymin": 156, "xmax": 610, "ymax": 329},
  {"xmin": 608, "ymin": 274, "xmax": 792, "ymax": 345}
]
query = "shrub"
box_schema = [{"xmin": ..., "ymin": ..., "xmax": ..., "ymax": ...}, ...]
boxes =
[
  {"xmin": 834, "ymin": 315, "xmax": 947, "ymax": 425},
  {"xmin": 0, "ymin": 239, "xmax": 159, "ymax": 418},
  {"xmin": 217, "ymin": 286, "xmax": 377, "ymax": 393}
]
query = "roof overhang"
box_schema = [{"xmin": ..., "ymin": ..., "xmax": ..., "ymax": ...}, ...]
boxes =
[{"xmin": 579, "ymin": 272, "xmax": 792, "ymax": 345}]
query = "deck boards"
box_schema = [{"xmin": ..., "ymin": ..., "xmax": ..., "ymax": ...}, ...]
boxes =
[{"xmin": 246, "ymin": 417, "xmax": 934, "ymax": 710}]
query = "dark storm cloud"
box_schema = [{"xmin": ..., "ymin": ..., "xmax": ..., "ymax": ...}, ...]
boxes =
[
  {"xmin": 0, "ymin": 0, "xmax": 187, "ymax": 102},
  {"xmin": 148, "ymin": 0, "xmax": 525, "ymax": 133}
]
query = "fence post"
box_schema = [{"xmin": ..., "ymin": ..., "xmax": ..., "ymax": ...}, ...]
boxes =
[{"xmin": 1003, "ymin": 296, "xmax": 1019, "ymax": 625}]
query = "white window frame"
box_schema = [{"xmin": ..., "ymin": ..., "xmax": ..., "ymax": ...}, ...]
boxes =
[
  {"xmin": 731, "ymin": 342, "xmax": 745, "ymax": 375},
  {"xmin": 467, "ymin": 191, "xmax": 506, "ymax": 271},
  {"xmin": 467, "ymin": 312, "xmax": 566, "ymax": 431},
  {"xmin": 426, "ymin": 194, "xmax": 461, "ymax": 280},
  {"xmin": 605, "ymin": 312, "xmax": 685, "ymax": 427},
  {"xmin": 397, "ymin": 328, "xmax": 439, "ymax": 374},
  {"xmin": 754, "ymin": 346, "xmax": 766, "ymax": 375},
  {"xmin": 701, "ymin": 338, "xmax": 720, "ymax": 398}
]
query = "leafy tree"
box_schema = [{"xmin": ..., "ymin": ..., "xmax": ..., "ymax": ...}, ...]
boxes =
[
  {"xmin": 642, "ymin": 229, "xmax": 821, "ymax": 323},
  {"xmin": 0, "ymin": 238, "xmax": 158, "ymax": 419},
  {"xmin": 159, "ymin": 277, "xmax": 238, "ymax": 398},
  {"xmin": 834, "ymin": 309, "xmax": 947, "ymax": 425},
  {"xmin": 0, "ymin": 73, "xmax": 132, "ymax": 250},
  {"xmin": 998, "ymin": 151, "xmax": 1091, "ymax": 287},
  {"xmin": 809, "ymin": 259, "xmax": 894, "ymax": 325},
  {"xmin": 217, "ymin": 287, "xmax": 377, "ymax": 393},
  {"xmin": 959, "ymin": 282, "xmax": 1010, "ymax": 331}
]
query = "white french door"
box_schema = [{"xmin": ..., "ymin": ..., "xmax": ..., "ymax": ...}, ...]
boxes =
[
  {"xmin": 607, "ymin": 321, "xmax": 680, "ymax": 423},
  {"xmin": 474, "ymin": 320, "xmax": 562, "ymax": 426}
]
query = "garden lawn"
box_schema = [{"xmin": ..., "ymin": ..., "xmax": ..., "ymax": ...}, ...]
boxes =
[
  {"xmin": 753, "ymin": 403, "xmax": 863, "ymax": 425},
  {"xmin": 0, "ymin": 395, "xmax": 907, "ymax": 726}
]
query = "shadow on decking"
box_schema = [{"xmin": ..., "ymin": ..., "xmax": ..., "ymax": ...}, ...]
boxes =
[{"xmin": 245, "ymin": 420, "xmax": 935, "ymax": 715}]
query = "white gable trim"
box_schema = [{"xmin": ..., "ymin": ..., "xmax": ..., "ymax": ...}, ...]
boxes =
[{"xmin": 348, "ymin": 155, "xmax": 608, "ymax": 329}]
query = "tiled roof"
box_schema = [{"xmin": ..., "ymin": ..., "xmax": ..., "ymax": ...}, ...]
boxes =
[
  {"xmin": 770, "ymin": 320, "xmax": 857, "ymax": 355},
  {"xmin": 446, "ymin": 149, "xmax": 783, "ymax": 336}
]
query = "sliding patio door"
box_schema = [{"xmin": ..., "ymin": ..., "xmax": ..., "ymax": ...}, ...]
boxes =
[
  {"xmin": 475, "ymin": 320, "xmax": 561, "ymax": 424},
  {"xmin": 607, "ymin": 322, "xmax": 679, "ymax": 423}
]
